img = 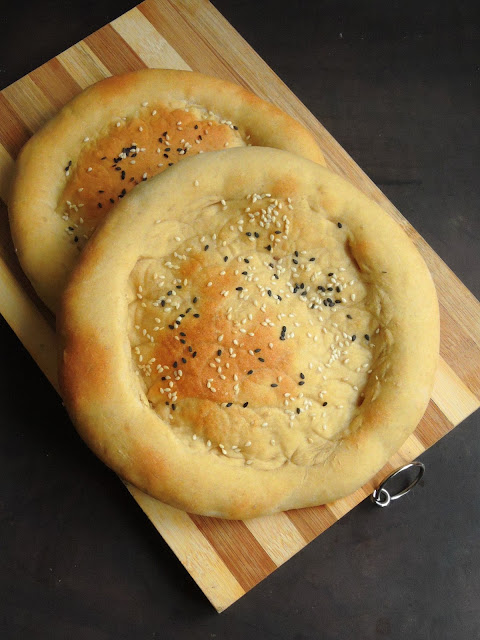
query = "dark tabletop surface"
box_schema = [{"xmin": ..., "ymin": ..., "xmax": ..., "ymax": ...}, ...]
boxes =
[{"xmin": 1, "ymin": 1, "xmax": 479, "ymax": 638}]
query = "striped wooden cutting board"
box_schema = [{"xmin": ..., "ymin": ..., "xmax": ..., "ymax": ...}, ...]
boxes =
[{"xmin": 0, "ymin": 0, "xmax": 479, "ymax": 613}]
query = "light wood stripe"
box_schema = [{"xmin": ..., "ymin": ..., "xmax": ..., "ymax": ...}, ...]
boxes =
[
  {"xmin": 112, "ymin": 7, "xmax": 192, "ymax": 71},
  {"xmin": 189, "ymin": 514, "xmax": 277, "ymax": 591},
  {"xmin": 85, "ymin": 24, "xmax": 147, "ymax": 75},
  {"xmin": 0, "ymin": 145, "xmax": 14, "ymax": 203},
  {"xmin": 2, "ymin": 76, "xmax": 57, "ymax": 134},
  {"xmin": 30, "ymin": 58, "xmax": 82, "ymax": 111},
  {"xmin": 432, "ymin": 357, "xmax": 480, "ymax": 425},
  {"xmin": 126, "ymin": 484, "xmax": 245, "ymax": 611},
  {"xmin": 0, "ymin": 94, "xmax": 31, "ymax": 157},
  {"xmin": 57, "ymin": 41, "xmax": 111, "ymax": 88},
  {"xmin": 244, "ymin": 512, "xmax": 305, "ymax": 567}
]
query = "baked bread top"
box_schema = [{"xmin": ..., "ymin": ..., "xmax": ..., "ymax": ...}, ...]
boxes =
[
  {"xmin": 9, "ymin": 69, "xmax": 324, "ymax": 312},
  {"xmin": 58, "ymin": 147, "xmax": 439, "ymax": 520}
]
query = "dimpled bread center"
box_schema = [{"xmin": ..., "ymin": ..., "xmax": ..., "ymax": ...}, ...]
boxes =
[
  {"xmin": 58, "ymin": 101, "xmax": 246, "ymax": 248},
  {"xmin": 128, "ymin": 194, "xmax": 382, "ymax": 469}
]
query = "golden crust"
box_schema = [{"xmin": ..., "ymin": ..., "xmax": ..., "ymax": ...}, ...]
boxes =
[
  {"xmin": 58, "ymin": 147, "xmax": 439, "ymax": 519},
  {"xmin": 9, "ymin": 69, "xmax": 324, "ymax": 312}
]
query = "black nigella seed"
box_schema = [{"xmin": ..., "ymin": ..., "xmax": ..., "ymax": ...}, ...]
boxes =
[
  {"xmin": 176, "ymin": 285, "xmax": 182, "ymax": 289},
  {"xmin": 97, "ymin": 203, "xmax": 102, "ymax": 208},
  {"xmin": 168, "ymin": 325, "xmax": 174, "ymax": 330},
  {"xmin": 167, "ymin": 290, "xmax": 173, "ymax": 296},
  {"xmin": 298, "ymin": 381, "xmax": 305, "ymax": 386},
  {"xmin": 163, "ymin": 154, "xmax": 169, "ymax": 158},
  {"xmin": 309, "ymin": 257, "xmax": 315, "ymax": 262},
  {"xmin": 180, "ymin": 332, "xmax": 186, "ymax": 336},
  {"xmin": 180, "ymin": 339, "xmax": 186, "ymax": 344},
  {"xmin": 265, "ymin": 245, "xmax": 272, "ymax": 251},
  {"xmin": 323, "ymin": 402, "xmax": 328, "ymax": 406},
  {"xmin": 193, "ymin": 297, "xmax": 198, "ymax": 303},
  {"xmin": 244, "ymin": 258, "xmax": 250, "ymax": 263},
  {"xmin": 161, "ymin": 377, "xmax": 166, "ymax": 381},
  {"xmin": 352, "ymin": 335, "xmax": 357, "ymax": 341},
  {"xmin": 254, "ymin": 348, "xmax": 261, "ymax": 353},
  {"xmin": 301, "ymin": 291, "xmax": 307, "ymax": 296},
  {"xmin": 365, "ymin": 334, "xmax": 370, "ymax": 340},
  {"xmin": 294, "ymin": 251, "xmax": 299, "ymax": 257},
  {"xmin": 193, "ymin": 313, "xmax": 200, "ymax": 318},
  {"xmin": 121, "ymin": 171, "xmax": 125, "ymax": 180},
  {"xmin": 300, "ymin": 283, "xmax": 305, "ymax": 289},
  {"xmin": 217, "ymin": 349, "xmax": 222, "ymax": 356},
  {"xmin": 275, "ymin": 230, "xmax": 281, "ymax": 234},
  {"xmin": 274, "ymin": 274, "xmax": 279, "ymax": 279},
  {"xmin": 204, "ymin": 244, "xmax": 209, "ymax": 251},
  {"xmin": 186, "ymin": 308, "xmax": 192, "ymax": 313},
  {"xmin": 182, "ymin": 357, "xmax": 187, "ymax": 364},
  {"xmin": 242, "ymin": 271, "xmax": 248, "ymax": 275},
  {"xmin": 247, "ymin": 370, "xmax": 253, "ymax": 375},
  {"xmin": 327, "ymin": 287, "xmax": 333, "ymax": 292},
  {"xmin": 74, "ymin": 236, "xmax": 79, "ymax": 243},
  {"xmin": 173, "ymin": 361, "xmax": 177, "ymax": 368},
  {"xmin": 161, "ymin": 300, "xmax": 166, "ymax": 307},
  {"xmin": 226, "ymin": 402, "xmax": 232, "ymax": 407},
  {"xmin": 292, "ymin": 259, "xmax": 298, "ymax": 265},
  {"xmin": 243, "ymin": 402, "xmax": 249, "ymax": 408},
  {"xmin": 318, "ymin": 286, "xmax": 325, "ymax": 292},
  {"xmin": 300, "ymin": 373, "xmax": 305, "ymax": 379},
  {"xmin": 194, "ymin": 125, "xmax": 198, "ymax": 129},
  {"xmin": 224, "ymin": 256, "xmax": 228, "ymax": 262},
  {"xmin": 110, "ymin": 198, "xmax": 115, "ymax": 204},
  {"xmin": 172, "ymin": 404, "xmax": 176, "ymax": 411},
  {"xmin": 296, "ymin": 408, "xmax": 301, "ymax": 414},
  {"xmin": 335, "ymin": 299, "xmax": 341, "ymax": 304},
  {"xmin": 233, "ymin": 125, "xmax": 238, "ymax": 130},
  {"xmin": 271, "ymin": 383, "xmax": 278, "ymax": 387},
  {"xmin": 323, "ymin": 300, "xmax": 328, "ymax": 306},
  {"xmin": 267, "ymin": 290, "xmax": 272, "ymax": 297},
  {"xmin": 246, "ymin": 232, "xmax": 252, "ymax": 236},
  {"xmin": 338, "ymin": 222, "xmax": 343, "ymax": 228},
  {"xmin": 164, "ymin": 147, "xmax": 171, "ymax": 152},
  {"xmin": 188, "ymin": 346, "xmax": 193, "ymax": 352},
  {"xmin": 158, "ymin": 138, "xmax": 163, "ymax": 143},
  {"xmin": 192, "ymin": 351, "xmax": 197, "ymax": 358},
  {"xmin": 98, "ymin": 190, "xmax": 104, "ymax": 193},
  {"xmin": 258, "ymin": 357, "xmax": 265, "ymax": 362},
  {"xmin": 169, "ymin": 163, "xmax": 174, "ymax": 166},
  {"xmin": 254, "ymin": 232, "xmax": 259, "ymax": 238},
  {"xmin": 336, "ymin": 286, "xmax": 341, "ymax": 292},
  {"xmin": 236, "ymin": 287, "xmax": 243, "ymax": 291},
  {"xmin": 328, "ymin": 272, "xmax": 334, "ymax": 277},
  {"xmin": 347, "ymin": 314, "xmax": 352, "ymax": 319},
  {"xmin": 162, "ymin": 131, "xmax": 167, "ymax": 137}
]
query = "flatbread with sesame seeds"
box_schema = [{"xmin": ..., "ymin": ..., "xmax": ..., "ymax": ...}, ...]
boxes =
[
  {"xmin": 58, "ymin": 147, "xmax": 439, "ymax": 520},
  {"xmin": 8, "ymin": 69, "xmax": 324, "ymax": 313}
]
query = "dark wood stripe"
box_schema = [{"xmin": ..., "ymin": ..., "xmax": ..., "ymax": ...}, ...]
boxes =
[
  {"xmin": 30, "ymin": 58, "xmax": 82, "ymax": 111},
  {"xmin": 0, "ymin": 94, "xmax": 31, "ymax": 158},
  {"xmin": 189, "ymin": 514, "xmax": 276, "ymax": 591},
  {"xmin": 415, "ymin": 399, "xmax": 455, "ymax": 449},
  {"xmin": 285, "ymin": 505, "xmax": 337, "ymax": 544},
  {"xmin": 85, "ymin": 24, "xmax": 147, "ymax": 76}
]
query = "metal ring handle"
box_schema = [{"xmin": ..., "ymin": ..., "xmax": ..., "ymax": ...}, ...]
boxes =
[{"xmin": 371, "ymin": 461, "xmax": 425, "ymax": 507}]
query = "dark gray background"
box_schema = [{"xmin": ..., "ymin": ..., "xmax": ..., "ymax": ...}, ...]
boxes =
[{"xmin": 0, "ymin": 1, "xmax": 479, "ymax": 638}]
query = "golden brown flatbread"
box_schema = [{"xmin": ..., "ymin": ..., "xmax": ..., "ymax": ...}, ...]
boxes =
[
  {"xmin": 58, "ymin": 148, "xmax": 439, "ymax": 519},
  {"xmin": 9, "ymin": 69, "xmax": 324, "ymax": 312}
]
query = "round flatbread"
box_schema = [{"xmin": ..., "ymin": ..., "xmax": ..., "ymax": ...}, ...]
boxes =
[
  {"xmin": 9, "ymin": 69, "xmax": 324, "ymax": 312},
  {"xmin": 58, "ymin": 147, "xmax": 439, "ymax": 519}
]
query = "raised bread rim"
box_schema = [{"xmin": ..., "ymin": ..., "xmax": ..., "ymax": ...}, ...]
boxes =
[
  {"xmin": 9, "ymin": 68, "xmax": 325, "ymax": 312},
  {"xmin": 58, "ymin": 147, "xmax": 439, "ymax": 520}
]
